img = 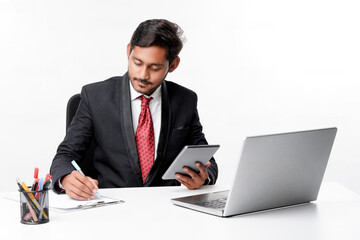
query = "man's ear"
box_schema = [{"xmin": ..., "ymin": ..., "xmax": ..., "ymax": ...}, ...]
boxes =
[
  {"xmin": 169, "ymin": 57, "xmax": 180, "ymax": 73},
  {"xmin": 127, "ymin": 43, "xmax": 131, "ymax": 58}
]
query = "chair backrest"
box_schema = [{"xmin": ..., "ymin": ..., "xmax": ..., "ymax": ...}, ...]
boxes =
[
  {"xmin": 66, "ymin": 94, "xmax": 97, "ymax": 178},
  {"xmin": 66, "ymin": 94, "xmax": 81, "ymax": 131}
]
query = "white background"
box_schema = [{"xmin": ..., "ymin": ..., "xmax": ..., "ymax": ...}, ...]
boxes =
[{"xmin": 1, "ymin": 0, "xmax": 359, "ymax": 193}]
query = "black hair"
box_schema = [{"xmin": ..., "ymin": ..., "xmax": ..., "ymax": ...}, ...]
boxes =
[{"xmin": 130, "ymin": 19, "xmax": 184, "ymax": 63}]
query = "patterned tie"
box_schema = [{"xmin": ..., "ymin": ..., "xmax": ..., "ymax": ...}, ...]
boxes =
[{"xmin": 135, "ymin": 95, "xmax": 155, "ymax": 183}]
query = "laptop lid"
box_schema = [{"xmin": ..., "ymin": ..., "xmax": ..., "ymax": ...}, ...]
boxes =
[{"xmin": 223, "ymin": 127, "xmax": 337, "ymax": 216}]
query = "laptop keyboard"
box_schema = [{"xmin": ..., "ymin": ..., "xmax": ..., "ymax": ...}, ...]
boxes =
[{"xmin": 194, "ymin": 197, "xmax": 228, "ymax": 209}]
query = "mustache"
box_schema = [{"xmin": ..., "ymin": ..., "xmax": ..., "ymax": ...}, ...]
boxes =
[{"xmin": 134, "ymin": 78, "xmax": 151, "ymax": 85}]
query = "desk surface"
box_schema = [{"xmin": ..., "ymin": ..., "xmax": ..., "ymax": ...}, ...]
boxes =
[{"xmin": 1, "ymin": 182, "xmax": 360, "ymax": 240}]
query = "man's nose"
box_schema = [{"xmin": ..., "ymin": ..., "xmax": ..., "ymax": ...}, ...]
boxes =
[{"xmin": 139, "ymin": 66, "xmax": 150, "ymax": 80}]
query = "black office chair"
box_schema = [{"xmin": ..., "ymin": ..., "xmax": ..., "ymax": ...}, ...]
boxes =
[{"xmin": 66, "ymin": 94, "xmax": 98, "ymax": 179}]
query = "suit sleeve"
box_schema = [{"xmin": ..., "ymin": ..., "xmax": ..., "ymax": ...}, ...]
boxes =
[
  {"xmin": 186, "ymin": 96, "xmax": 218, "ymax": 185},
  {"xmin": 50, "ymin": 87, "xmax": 94, "ymax": 192}
]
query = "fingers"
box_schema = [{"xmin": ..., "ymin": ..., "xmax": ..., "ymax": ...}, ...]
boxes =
[
  {"xmin": 61, "ymin": 171, "xmax": 98, "ymax": 201},
  {"xmin": 204, "ymin": 161, "xmax": 211, "ymax": 168},
  {"xmin": 195, "ymin": 162, "xmax": 210, "ymax": 180},
  {"xmin": 176, "ymin": 177, "xmax": 195, "ymax": 190},
  {"xmin": 87, "ymin": 177, "xmax": 99, "ymax": 189},
  {"xmin": 176, "ymin": 162, "xmax": 210, "ymax": 190}
]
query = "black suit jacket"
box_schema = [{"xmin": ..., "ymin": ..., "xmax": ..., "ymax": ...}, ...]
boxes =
[{"xmin": 50, "ymin": 73, "xmax": 218, "ymax": 191}]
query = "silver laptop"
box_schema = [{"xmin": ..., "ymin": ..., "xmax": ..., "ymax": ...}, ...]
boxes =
[{"xmin": 171, "ymin": 127, "xmax": 337, "ymax": 217}]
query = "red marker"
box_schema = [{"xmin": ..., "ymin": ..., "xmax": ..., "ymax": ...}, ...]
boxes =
[
  {"xmin": 45, "ymin": 174, "xmax": 52, "ymax": 182},
  {"xmin": 34, "ymin": 168, "xmax": 39, "ymax": 180}
]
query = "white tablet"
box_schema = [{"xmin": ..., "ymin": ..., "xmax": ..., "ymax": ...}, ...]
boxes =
[{"xmin": 162, "ymin": 145, "xmax": 220, "ymax": 180}]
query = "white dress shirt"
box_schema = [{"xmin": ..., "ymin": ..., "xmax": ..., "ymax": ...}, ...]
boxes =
[{"xmin": 129, "ymin": 81, "xmax": 162, "ymax": 160}]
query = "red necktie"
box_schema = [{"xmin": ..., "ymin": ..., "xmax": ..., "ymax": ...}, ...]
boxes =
[{"xmin": 135, "ymin": 95, "xmax": 155, "ymax": 183}]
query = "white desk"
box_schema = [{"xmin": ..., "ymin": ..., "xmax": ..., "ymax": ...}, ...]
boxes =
[{"xmin": 1, "ymin": 182, "xmax": 360, "ymax": 240}]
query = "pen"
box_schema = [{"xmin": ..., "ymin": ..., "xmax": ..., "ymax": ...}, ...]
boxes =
[
  {"xmin": 31, "ymin": 180, "xmax": 38, "ymax": 191},
  {"xmin": 71, "ymin": 160, "xmax": 101, "ymax": 199},
  {"xmin": 38, "ymin": 178, "xmax": 44, "ymax": 191},
  {"xmin": 31, "ymin": 168, "xmax": 39, "ymax": 191},
  {"xmin": 45, "ymin": 173, "xmax": 52, "ymax": 182},
  {"xmin": 43, "ymin": 173, "xmax": 52, "ymax": 190},
  {"xmin": 43, "ymin": 179, "xmax": 51, "ymax": 190}
]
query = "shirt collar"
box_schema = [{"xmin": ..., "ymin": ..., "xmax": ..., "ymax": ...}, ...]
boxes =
[{"xmin": 129, "ymin": 80, "xmax": 162, "ymax": 101}]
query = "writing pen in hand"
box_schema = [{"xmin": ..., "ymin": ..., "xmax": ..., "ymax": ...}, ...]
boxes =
[{"xmin": 71, "ymin": 160, "xmax": 101, "ymax": 199}]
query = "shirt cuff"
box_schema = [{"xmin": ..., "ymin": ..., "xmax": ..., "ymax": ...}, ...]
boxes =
[
  {"xmin": 204, "ymin": 176, "xmax": 211, "ymax": 185},
  {"xmin": 58, "ymin": 178, "xmax": 65, "ymax": 190}
]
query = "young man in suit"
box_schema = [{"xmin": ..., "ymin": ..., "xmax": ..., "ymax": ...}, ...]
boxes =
[{"xmin": 50, "ymin": 19, "xmax": 218, "ymax": 200}]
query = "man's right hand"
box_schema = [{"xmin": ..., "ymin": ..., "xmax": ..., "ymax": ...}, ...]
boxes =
[{"xmin": 61, "ymin": 170, "xmax": 99, "ymax": 201}]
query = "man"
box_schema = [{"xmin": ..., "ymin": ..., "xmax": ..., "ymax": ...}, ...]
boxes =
[{"xmin": 50, "ymin": 19, "xmax": 218, "ymax": 200}]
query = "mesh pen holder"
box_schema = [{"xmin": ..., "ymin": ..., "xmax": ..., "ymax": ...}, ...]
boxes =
[{"xmin": 19, "ymin": 187, "xmax": 50, "ymax": 224}]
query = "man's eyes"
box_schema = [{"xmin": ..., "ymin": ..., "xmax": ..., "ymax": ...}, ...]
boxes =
[
  {"xmin": 150, "ymin": 66, "xmax": 161, "ymax": 71},
  {"xmin": 134, "ymin": 60, "xmax": 142, "ymax": 66},
  {"xmin": 133, "ymin": 61, "xmax": 161, "ymax": 71}
]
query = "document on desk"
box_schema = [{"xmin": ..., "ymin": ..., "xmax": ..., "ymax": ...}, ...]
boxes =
[{"xmin": 50, "ymin": 194, "xmax": 125, "ymax": 212}]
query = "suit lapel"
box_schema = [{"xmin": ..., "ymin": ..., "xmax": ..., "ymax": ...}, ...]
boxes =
[
  {"xmin": 157, "ymin": 80, "xmax": 171, "ymax": 161},
  {"xmin": 118, "ymin": 73, "xmax": 143, "ymax": 185}
]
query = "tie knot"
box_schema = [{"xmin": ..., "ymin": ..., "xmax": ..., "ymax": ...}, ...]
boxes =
[{"xmin": 138, "ymin": 95, "xmax": 153, "ymax": 108}]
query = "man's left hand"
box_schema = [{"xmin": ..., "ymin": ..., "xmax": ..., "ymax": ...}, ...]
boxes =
[{"xmin": 176, "ymin": 162, "xmax": 211, "ymax": 190}]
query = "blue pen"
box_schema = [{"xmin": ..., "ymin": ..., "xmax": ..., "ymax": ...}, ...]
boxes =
[
  {"xmin": 38, "ymin": 178, "xmax": 44, "ymax": 191},
  {"xmin": 71, "ymin": 160, "xmax": 101, "ymax": 198}
]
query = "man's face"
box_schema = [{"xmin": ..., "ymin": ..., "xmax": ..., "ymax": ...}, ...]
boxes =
[{"xmin": 127, "ymin": 45, "xmax": 178, "ymax": 96}]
